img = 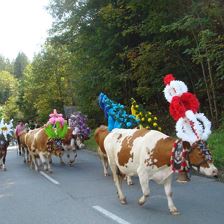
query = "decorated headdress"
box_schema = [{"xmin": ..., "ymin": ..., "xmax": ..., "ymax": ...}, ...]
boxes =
[
  {"xmin": 130, "ymin": 98, "xmax": 162, "ymax": 131},
  {"xmin": 68, "ymin": 112, "xmax": 91, "ymax": 139},
  {"xmin": 98, "ymin": 93, "xmax": 139, "ymax": 131},
  {"xmin": 0, "ymin": 118, "xmax": 14, "ymax": 141},
  {"xmin": 163, "ymin": 74, "xmax": 211, "ymax": 144},
  {"xmin": 44, "ymin": 109, "xmax": 68, "ymax": 139},
  {"xmin": 48, "ymin": 109, "xmax": 65, "ymax": 127}
]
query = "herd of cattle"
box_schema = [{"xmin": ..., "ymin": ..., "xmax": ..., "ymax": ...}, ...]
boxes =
[
  {"xmin": 0, "ymin": 126, "xmax": 84, "ymax": 173},
  {"xmin": 0, "ymin": 124, "xmax": 219, "ymax": 215}
]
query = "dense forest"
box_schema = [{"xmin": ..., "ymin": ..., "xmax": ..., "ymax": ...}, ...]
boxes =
[{"xmin": 0, "ymin": 0, "xmax": 224, "ymax": 134}]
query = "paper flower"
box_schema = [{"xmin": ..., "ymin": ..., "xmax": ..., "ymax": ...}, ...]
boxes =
[
  {"xmin": 98, "ymin": 93, "xmax": 139, "ymax": 131},
  {"xmin": 48, "ymin": 109, "xmax": 65, "ymax": 126},
  {"xmin": 163, "ymin": 73, "xmax": 211, "ymax": 144},
  {"xmin": 68, "ymin": 112, "xmax": 91, "ymax": 139},
  {"xmin": 44, "ymin": 121, "xmax": 68, "ymax": 139},
  {"xmin": 130, "ymin": 98, "xmax": 162, "ymax": 131},
  {"xmin": 0, "ymin": 118, "xmax": 14, "ymax": 141}
]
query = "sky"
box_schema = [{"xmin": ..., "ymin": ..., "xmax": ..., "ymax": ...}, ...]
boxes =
[{"xmin": 0, "ymin": 0, "xmax": 53, "ymax": 61}]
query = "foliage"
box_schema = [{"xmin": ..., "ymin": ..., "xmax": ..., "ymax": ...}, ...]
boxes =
[
  {"xmin": 0, "ymin": 55, "xmax": 14, "ymax": 73},
  {"xmin": 1, "ymin": 0, "xmax": 223, "ymax": 136},
  {"xmin": 208, "ymin": 126, "xmax": 224, "ymax": 168},
  {"xmin": 84, "ymin": 130, "xmax": 98, "ymax": 152},
  {"xmin": 13, "ymin": 52, "xmax": 29, "ymax": 79},
  {"xmin": 0, "ymin": 71, "xmax": 17, "ymax": 104}
]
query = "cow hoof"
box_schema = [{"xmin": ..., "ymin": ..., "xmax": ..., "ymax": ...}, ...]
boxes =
[
  {"xmin": 138, "ymin": 199, "xmax": 145, "ymax": 206},
  {"xmin": 3, "ymin": 167, "xmax": 7, "ymax": 171},
  {"xmin": 127, "ymin": 181, "xmax": 134, "ymax": 186},
  {"xmin": 120, "ymin": 198, "xmax": 127, "ymax": 205},
  {"xmin": 170, "ymin": 210, "xmax": 180, "ymax": 216},
  {"xmin": 104, "ymin": 173, "xmax": 109, "ymax": 176}
]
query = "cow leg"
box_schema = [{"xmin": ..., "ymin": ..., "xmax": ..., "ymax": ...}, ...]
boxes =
[
  {"xmin": 2, "ymin": 158, "xmax": 6, "ymax": 171},
  {"xmin": 17, "ymin": 137, "xmax": 21, "ymax": 156},
  {"xmin": 39, "ymin": 152, "xmax": 48, "ymax": 171},
  {"xmin": 110, "ymin": 164, "xmax": 126, "ymax": 204},
  {"xmin": 23, "ymin": 147, "xmax": 28, "ymax": 163},
  {"xmin": 2, "ymin": 148, "xmax": 7, "ymax": 171},
  {"xmin": 164, "ymin": 175, "xmax": 179, "ymax": 215},
  {"xmin": 102, "ymin": 156, "xmax": 109, "ymax": 176},
  {"xmin": 29, "ymin": 147, "xmax": 39, "ymax": 171},
  {"xmin": 46, "ymin": 153, "xmax": 53, "ymax": 173},
  {"xmin": 98, "ymin": 147, "xmax": 109, "ymax": 176},
  {"xmin": 31, "ymin": 154, "xmax": 39, "ymax": 171},
  {"xmin": 125, "ymin": 175, "xmax": 133, "ymax": 185},
  {"xmin": 137, "ymin": 168, "xmax": 150, "ymax": 205},
  {"xmin": 59, "ymin": 154, "xmax": 65, "ymax": 165}
]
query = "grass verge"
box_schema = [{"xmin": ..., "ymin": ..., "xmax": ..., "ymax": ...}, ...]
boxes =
[
  {"xmin": 84, "ymin": 131, "xmax": 97, "ymax": 152},
  {"xmin": 208, "ymin": 126, "xmax": 224, "ymax": 182}
]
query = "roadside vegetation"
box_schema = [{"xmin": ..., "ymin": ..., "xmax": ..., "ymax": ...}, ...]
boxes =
[{"xmin": 0, "ymin": 1, "xmax": 223, "ymax": 172}]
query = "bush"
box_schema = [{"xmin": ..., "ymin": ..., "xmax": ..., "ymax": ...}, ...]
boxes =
[{"xmin": 208, "ymin": 126, "xmax": 224, "ymax": 169}]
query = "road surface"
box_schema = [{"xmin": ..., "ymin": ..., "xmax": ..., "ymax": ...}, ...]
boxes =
[{"xmin": 0, "ymin": 146, "xmax": 224, "ymax": 224}]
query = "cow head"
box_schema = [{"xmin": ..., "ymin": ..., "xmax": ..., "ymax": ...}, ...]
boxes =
[
  {"xmin": 62, "ymin": 129, "xmax": 78, "ymax": 166},
  {"xmin": 186, "ymin": 140, "xmax": 218, "ymax": 177},
  {"xmin": 47, "ymin": 138, "xmax": 64, "ymax": 155}
]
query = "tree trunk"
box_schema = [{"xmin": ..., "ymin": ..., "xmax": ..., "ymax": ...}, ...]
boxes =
[
  {"xmin": 207, "ymin": 58, "xmax": 218, "ymax": 126},
  {"xmin": 200, "ymin": 61, "xmax": 214, "ymax": 122}
]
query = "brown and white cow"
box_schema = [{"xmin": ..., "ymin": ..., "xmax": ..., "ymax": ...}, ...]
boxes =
[
  {"xmin": 94, "ymin": 125, "xmax": 133, "ymax": 185},
  {"xmin": 94, "ymin": 125, "xmax": 110, "ymax": 176},
  {"xmin": 25, "ymin": 128, "xmax": 41, "ymax": 171},
  {"xmin": 103, "ymin": 128, "xmax": 218, "ymax": 215},
  {"xmin": 18, "ymin": 130, "xmax": 29, "ymax": 163},
  {"xmin": 0, "ymin": 139, "xmax": 9, "ymax": 171},
  {"xmin": 31, "ymin": 127, "xmax": 78, "ymax": 172}
]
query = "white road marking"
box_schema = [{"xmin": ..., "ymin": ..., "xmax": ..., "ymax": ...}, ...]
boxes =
[
  {"xmin": 40, "ymin": 171, "xmax": 60, "ymax": 185},
  {"xmin": 93, "ymin": 205, "xmax": 131, "ymax": 224}
]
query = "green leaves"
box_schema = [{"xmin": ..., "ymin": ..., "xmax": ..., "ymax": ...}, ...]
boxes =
[{"xmin": 44, "ymin": 121, "xmax": 68, "ymax": 139}]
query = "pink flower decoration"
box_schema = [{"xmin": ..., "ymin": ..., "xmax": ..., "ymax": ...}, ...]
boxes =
[{"xmin": 48, "ymin": 109, "xmax": 65, "ymax": 126}]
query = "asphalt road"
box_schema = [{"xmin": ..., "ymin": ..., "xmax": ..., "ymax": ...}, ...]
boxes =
[{"xmin": 0, "ymin": 146, "xmax": 224, "ymax": 224}]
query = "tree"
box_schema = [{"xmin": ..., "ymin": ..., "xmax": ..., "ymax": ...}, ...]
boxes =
[
  {"xmin": 13, "ymin": 52, "xmax": 29, "ymax": 79},
  {"xmin": 0, "ymin": 71, "xmax": 17, "ymax": 104},
  {"xmin": 0, "ymin": 55, "xmax": 13, "ymax": 73}
]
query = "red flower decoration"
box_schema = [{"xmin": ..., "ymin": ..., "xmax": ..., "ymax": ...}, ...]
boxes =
[
  {"xmin": 169, "ymin": 93, "xmax": 200, "ymax": 121},
  {"xmin": 163, "ymin": 74, "xmax": 175, "ymax": 85}
]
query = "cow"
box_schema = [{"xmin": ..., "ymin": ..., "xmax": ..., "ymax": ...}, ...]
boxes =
[
  {"xmin": 103, "ymin": 128, "xmax": 218, "ymax": 215},
  {"xmin": 94, "ymin": 125, "xmax": 133, "ymax": 185},
  {"xmin": 31, "ymin": 127, "xmax": 78, "ymax": 172},
  {"xmin": 18, "ymin": 129, "xmax": 29, "ymax": 163},
  {"xmin": 25, "ymin": 128, "xmax": 41, "ymax": 171},
  {"xmin": 0, "ymin": 138, "xmax": 9, "ymax": 171}
]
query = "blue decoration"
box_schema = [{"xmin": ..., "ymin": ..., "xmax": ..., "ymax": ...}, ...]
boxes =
[{"xmin": 98, "ymin": 92, "xmax": 139, "ymax": 131}]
